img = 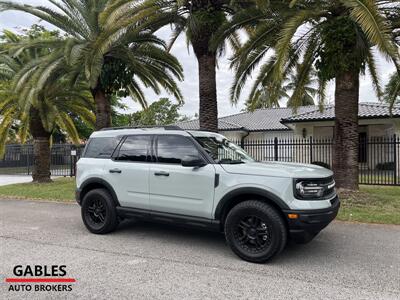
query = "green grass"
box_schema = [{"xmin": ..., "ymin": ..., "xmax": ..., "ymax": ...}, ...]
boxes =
[
  {"xmin": 0, "ymin": 178, "xmax": 399, "ymax": 224},
  {"xmin": 337, "ymin": 186, "xmax": 400, "ymax": 225},
  {"xmin": 0, "ymin": 177, "xmax": 75, "ymax": 202}
]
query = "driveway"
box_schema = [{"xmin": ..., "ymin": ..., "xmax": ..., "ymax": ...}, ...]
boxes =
[{"xmin": 0, "ymin": 199, "xmax": 399, "ymax": 300}]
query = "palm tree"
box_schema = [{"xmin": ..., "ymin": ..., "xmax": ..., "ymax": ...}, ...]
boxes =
[
  {"xmin": 0, "ymin": 30, "xmax": 95, "ymax": 182},
  {"xmin": 246, "ymin": 63, "xmax": 317, "ymax": 111},
  {"xmin": 285, "ymin": 65, "xmax": 317, "ymax": 108},
  {"xmin": 0, "ymin": 0, "xmax": 184, "ymax": 130},
  {"xmin": 384, "ymin": 72, "xmax": 400, "ymax": 106},
  {"xmin": 106, "ymin": 0, "xmax": 248, "ymax": 132},
  {"xmin": 226, "ymin": 0, "xmax": 399, "ymax": 190}
]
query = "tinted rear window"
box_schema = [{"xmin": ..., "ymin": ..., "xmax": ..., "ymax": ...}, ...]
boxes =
[
  {"xmin": 116, "ymin": 135, "xmax": 152, "ymax": 162},
  {"xmin": 84, "ymin": 137, "xmax": 120, "ymax": 158}
]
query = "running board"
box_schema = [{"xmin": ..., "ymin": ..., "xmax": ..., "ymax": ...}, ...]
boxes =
[{"xmin": 116, "ymin": 207, "xmax": 221, "ymax": 232}]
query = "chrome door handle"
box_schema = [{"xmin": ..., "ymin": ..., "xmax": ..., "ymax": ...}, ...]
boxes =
[
  {"xmin": 154, "ymin": 171, "xmax": 169, "ymax": 177},
  {"xmin": 109, "ymin": 168, "xmax": 122, "ymax": 173}
]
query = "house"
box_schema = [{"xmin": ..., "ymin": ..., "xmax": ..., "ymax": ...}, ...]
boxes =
[
  {"xmin": 177, "ymin": 103, "xmax": 400, "ymax": 142},
  {"xmin": 176, "ymin": 103, "xmax": 400, "ymax": 182}
]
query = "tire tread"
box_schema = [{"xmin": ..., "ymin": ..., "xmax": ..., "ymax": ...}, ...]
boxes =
[{"xmin": 225, "ymin": 200, "xmax": 287, "ymax": 263}]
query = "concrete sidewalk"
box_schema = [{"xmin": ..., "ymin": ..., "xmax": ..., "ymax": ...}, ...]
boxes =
[{"xmin": 0, "ymin": 175, "xmax": 32, "ymax": 186}]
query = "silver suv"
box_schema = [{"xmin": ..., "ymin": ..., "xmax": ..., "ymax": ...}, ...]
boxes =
[{"xmin": 76, "ymin": 126, "xmax": 339, "ymax": 263}]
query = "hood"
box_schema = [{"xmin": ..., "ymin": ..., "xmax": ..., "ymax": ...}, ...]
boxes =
[{"xmin": 221, "ymin": 161, "xmax": 333, "ymax": 179}]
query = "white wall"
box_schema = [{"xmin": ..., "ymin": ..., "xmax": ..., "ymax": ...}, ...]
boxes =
[
  {"xmin": 219, "ymin": 130, "xmax": 294, "ymax": 142},
  {"xmin": 220, "ymin": 121, "xmax": 400, "ymax": 173},
  {"xmin": 219, "ymin": 130, "xmax": 295, "ymax": 161},
  {"xmin": 314, "ymin": 126, "xmax": 333, "ymax": 138}
]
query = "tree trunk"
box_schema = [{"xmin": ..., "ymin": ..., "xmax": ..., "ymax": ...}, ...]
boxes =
[
  {"xmin": 196, "ymin": 53, "xmax": 218, "ymax": 132},
  {"xmin": 333, "ymin": 70, "xmax": 359, "ymax": 190},
  {"xmin": 91, "ymin": 83, "xmax": 111, "ymax": 130},
  {"xmin": 29, "ymin": 107, "xmax": 52, "ymax": 183}
]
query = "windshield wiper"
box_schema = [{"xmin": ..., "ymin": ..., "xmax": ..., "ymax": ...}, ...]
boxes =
[{"xmin": 218, "ymin": 158, "xmax": 245, "ymax": 164}]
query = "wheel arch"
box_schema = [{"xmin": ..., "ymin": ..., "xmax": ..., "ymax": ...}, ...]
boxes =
[
  {"xmin": 215, "ymin": 187, "xmax": 290, "ymax": 226},
  {"xmin": 78, "ymin": 178, "xmax": 120, "ymax": 207}
]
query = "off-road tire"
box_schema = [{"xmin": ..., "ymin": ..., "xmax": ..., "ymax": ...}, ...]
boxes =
[
  {"xmin": 81, "ymin": 188, "xmax": 118, "ymax": 234},
  {"xmin": 225, "ymin": 200, "xmax": 287, "ymax": 263}
]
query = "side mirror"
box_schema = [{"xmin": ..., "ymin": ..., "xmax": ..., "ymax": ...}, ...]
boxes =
[{"xmin": 181, "ymin": 155, "xmax": 206, "ymax": 168}]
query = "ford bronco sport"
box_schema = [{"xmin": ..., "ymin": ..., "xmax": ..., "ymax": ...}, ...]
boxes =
[{"xmin": 76, "ymin": 126, "xmax": 339, "ymax": 263}]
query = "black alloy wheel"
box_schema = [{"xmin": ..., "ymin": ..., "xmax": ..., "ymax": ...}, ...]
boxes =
[
  {"xmin": 85, "ymin": 198, "xmax": 107, "ymax": 229},
  {"xmin": 225, "ymin": 200, "xmax": 287, "ymax": 263},
  {"xmin": 234, "ymin": 215, "xmax": 272, "ymax": 253},
  {"xmin": 81, "ymin": 188, "xmax": 118, "ymax": 234}
]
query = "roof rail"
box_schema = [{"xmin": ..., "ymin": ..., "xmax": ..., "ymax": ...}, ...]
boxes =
[{"xmin": 99, "ymin": 125, "xmax": 183, "ymax": 131}]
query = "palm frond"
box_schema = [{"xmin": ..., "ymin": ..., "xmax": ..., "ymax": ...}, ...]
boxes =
[{"xmin": 343, "ymin": 0, "xmax": 398, "ymax": 61}]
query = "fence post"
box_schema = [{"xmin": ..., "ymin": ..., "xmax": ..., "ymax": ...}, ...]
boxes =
[
  {"xmin": 26, "ymin": 145, "xmax": 30, "ymax": 175},
  {"xmin": 309, "ymin": 136, "xmax": 313, "ymax": 163},
  {"xmin": 394, "ymin": 134, "xmax": 397, "ymax": 185},
  {"xmin": 274, "ymin": 137, "xmax": 278, "ymax": 161},
  {"xmin": 70, "ymin": 146, "xmax": 74, "ymax": 177}
]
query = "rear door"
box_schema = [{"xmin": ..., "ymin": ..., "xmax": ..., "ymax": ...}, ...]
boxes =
[
  {"xmin": 149, "ymin": 135, "xmax": 216, "ymax": 219},
  {"xmin": 103, "ymin": 135, "xmax": 152, "ymax": 209}
]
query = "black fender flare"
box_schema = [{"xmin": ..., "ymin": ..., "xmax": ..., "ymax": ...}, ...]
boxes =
[
  {"xmin": 78, "ymin": 177, "xmax": 120, "ymax": 206},
  {"xmin": 214, "ymin": 187, "xmax": 290, "ymax": 220}
]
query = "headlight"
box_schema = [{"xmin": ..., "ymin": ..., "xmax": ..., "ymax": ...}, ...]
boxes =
[{"xmin": 294, "ymin": 177, "xmax": 335, "ymax": 200}]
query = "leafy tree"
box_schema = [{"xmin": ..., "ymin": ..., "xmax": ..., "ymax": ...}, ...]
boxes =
[
  {"xmin": 0, "ymin": 29, "xmax": 94, "ymax": 182},
  {"xmin": 107, "ymin": 0, "xmax": 250, "ymax": 132},
  {"xmin": 0, "ymin": 0, "xmax": 184, "ymax": 129},
  {"xmin": 110, "ymin": 96, "xmax": 132, "ymax": 128},
  {"xmin": 225, "ymin": 0, "xmax": 400, "ymax": 190},
  {"xmin": 129, "ymin": 98, "xmax": 188, "ymax": 126}
]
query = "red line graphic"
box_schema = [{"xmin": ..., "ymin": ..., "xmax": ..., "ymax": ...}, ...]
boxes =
[{"xmin": 5, "ymin": 278, "xmax": 76, "ymax": 283}]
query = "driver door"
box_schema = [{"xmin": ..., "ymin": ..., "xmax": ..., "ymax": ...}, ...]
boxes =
[{"xmin": 149, "ymin": 135, "xmax": 216, "ymax": 219}]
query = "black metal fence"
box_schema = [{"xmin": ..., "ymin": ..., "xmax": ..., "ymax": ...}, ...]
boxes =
[
  {"xmin": 1, "ymin": 135, "xmax": 399, "ymax": 186},
  {"xmin": 0, "ymin": 144, "xmax": 84, "ymax": 177},
  {"xmin": 234, "ymin": 135, "xmax": 400, "ymax": 186}
]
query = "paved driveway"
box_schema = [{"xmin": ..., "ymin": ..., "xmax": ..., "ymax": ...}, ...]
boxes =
[{"xmin": 0, "ymin": 199, "xmax": 399, "ymax": 300}]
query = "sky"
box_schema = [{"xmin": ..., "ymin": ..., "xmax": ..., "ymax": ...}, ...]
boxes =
[{"xmin": 0, "ymin": 0, "xmax": 396, "ymax": 118}]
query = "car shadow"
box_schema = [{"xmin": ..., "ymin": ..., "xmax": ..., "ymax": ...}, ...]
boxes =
[
  {"xmin": 115, "ymin": 218, "xmax": 337, "ymax": 265},
  {"xmin": 117, "ymin": 219, "xmax": 224, "ymax": 243}
]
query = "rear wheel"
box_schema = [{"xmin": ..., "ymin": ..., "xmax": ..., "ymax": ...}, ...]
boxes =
[
  {"xmin": 224, "ymin": 200, "xmax": 287, "ymax": 263},
  {"xmin": 81, "ymin": 188, "xmax": 118, "ymax": 234}
]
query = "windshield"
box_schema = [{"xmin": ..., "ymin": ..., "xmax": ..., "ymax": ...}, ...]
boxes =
[{"xmin": 194, "ymin": 136, "xmax": 255, "ymax": 164}]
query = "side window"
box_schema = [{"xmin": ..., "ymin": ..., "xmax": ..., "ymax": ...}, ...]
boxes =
[
  {"xmin": 116, "ymin": 135, "xmax": 152, "ymax": 162},
  {"xmin": 156, "ymin": 135, "xmax": 201, "ymax": 164},
  {"xmin": 84, "ymin": 137, "xmax": 120, "ymax": 158}
]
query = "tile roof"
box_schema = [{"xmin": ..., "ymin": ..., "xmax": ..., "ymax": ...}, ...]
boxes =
[
  {"xmin": 281, "ymin": 103, "xmax": 400, "ymax": 123},
  {"xmin": 176, "ymin": 103, "xmax": 400, "ymax": 132},
  {"xmin": 176, "ymin": 106, "xmax": 317, "ymax": 131}
]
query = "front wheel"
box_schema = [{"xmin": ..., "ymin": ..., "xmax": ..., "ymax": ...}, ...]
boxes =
[
  {"xmin": 81, "ymin": 188, "xmax": 118, "ymax": 234},
  {"xmin": 224, "ymin": 200, "xmax": 287, "ymax": 263}
]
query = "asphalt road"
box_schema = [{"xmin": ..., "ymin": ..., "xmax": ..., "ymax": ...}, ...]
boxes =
[{"xmin": 0, "ymin": 199, "xmax": 399, "ymax": 300}]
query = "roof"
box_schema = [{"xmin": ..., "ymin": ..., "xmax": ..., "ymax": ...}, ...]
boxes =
[
  {"xmin": 176, "ymin": 103, "xmax": 400, "ymax": 132},
  {"xmin": 281, "ymin": 103, "xmax": 400, "ymax": 123},
  {"xmin": 91, "ymin": 127, "xmax": 191, "ymax": 138},
  {"xmin": 176, "ymin": 106, "xmax": 317, "ymax": 132}
]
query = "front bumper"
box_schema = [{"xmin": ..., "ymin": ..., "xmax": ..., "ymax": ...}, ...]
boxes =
[
  {"xmin": 283, "ymin": 196, "xmax": 340, "ymax": 243},
  {"xmin": 75, "ymin": 188, "xmax": 82, "ymax": 205}
]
